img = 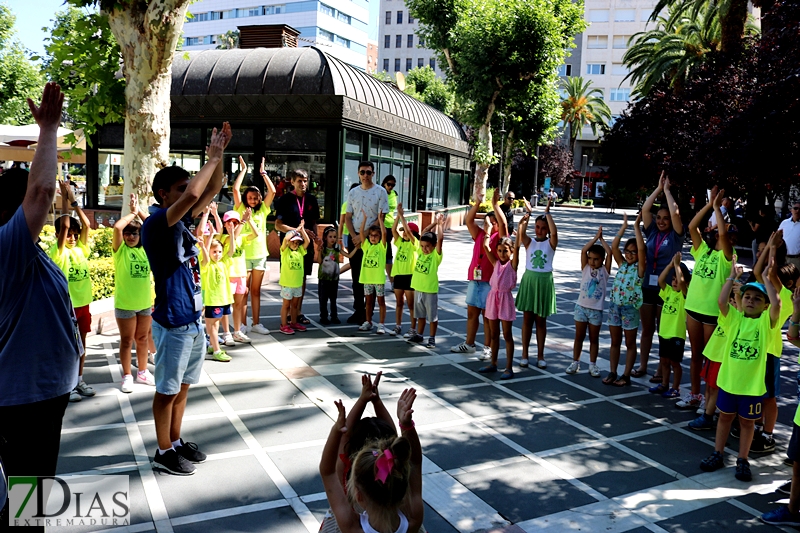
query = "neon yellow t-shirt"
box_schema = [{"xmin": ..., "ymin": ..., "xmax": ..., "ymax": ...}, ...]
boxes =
[
  {"xmin": 280, "ymin": 246, "xmax": 307, "ymax": 288},
  {"xmin": 703, "ymin": 323, "xmax": 727, "ymax": 363},
  {"xmin": 384, "ymin": 191, "xmax": 397, "ymax": 228},
  {"xmin": 48, "ymin": 242, "xmax": 93, "ymax": 307},
  {"xmin": 685, "ymin": 241, "xmax": 731, "ymax": 316},
  {"xmin": 769, "ymin": 286, "xmax": 793, "ymax": 357},
  {"xmin": 411, "ymin": 245, "xmax": 442, "ymax": 293},
  {"xmin": 341, "ymin": 202, "xmax": 349, "ymax": 237},
  {"xmin": 236, "ymin": 203, "xmax": 269, "ymax": 260},
  {"xmin": 658, "ymin": 286, "xmax": 686, "ymax": 340},
  {"xmin": 113, "ymin": 244, "xmax": 153, "ymax": 311},
  {"xmin": 220, "ymin": 234, "xmax": 246, "ymax": 278},
  {"xmin": 392, "ymin": 238, "xmax": 416, "ymax": 277},
  {"xmin": 360, "ymin": 240, "xmax": 387, "ymax": 285},
  {"xmin": 716, "ymin": 306, "xmax": 777, "ymax": 396},
  {"xmin": 201, "ymin": 256, "xmax": 233, "ymax": 306}
]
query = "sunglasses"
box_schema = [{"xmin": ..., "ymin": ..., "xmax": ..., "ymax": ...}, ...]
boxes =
[
  {"xmin": 359, "ymin": 170, "xmax": 374, "ymax": 176},
  {"xmin": 793, "ymin": 206, "xmax": 800, "ymax": 211},
  {"xmin": 623, "ymin": 249, "xmax": 638, "ymax": 255},
  {"xmin": 386, "ymin": 182, "xmax": 396, "ymax": 187},
  {"xmin": 123, "ymin": 231, "xmax": 140, "ymax": 236}
]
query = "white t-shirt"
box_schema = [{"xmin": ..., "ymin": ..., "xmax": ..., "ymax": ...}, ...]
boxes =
[
  {"xmin": 346, "ymin": 184, "xmax": 389, "ymax": 234},
  {"xmin": 778, "ymin": 217, "xmax": 800, "ymax": 255},
  {"xmin": 576, "ymin": 264, "xmax": 609, "ymax": 311},
  {"xmin": 524, "ymin": 238, "xmax": 555, "ymax": 273}
]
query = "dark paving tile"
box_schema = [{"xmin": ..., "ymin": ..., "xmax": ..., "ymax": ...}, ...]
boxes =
[
  {"xmin": 356, "ymin": 339, "xmax": 436, "ymax": 359},
  {"xmin": 268, "ymin": 445, "xmax": 324, "ymax": 497},
  {"xmin": 291, "ymin": 344, "xmax": 364, "ymax": 365},
  {"xmin": 656, "ymin": 501, "xmax": 770, "ymax": 532},
  {"xmin": 304, "ymin": 498, "xmax": 331, "ymax": 523},
  {"xmin": 483, "ymin": 411, "xmax": 595, "ymax": 453},
  {"xmin": 502, "ymin": 376, "xmax": 597, "ymax": 405},
  {"xmin": 560, "ymin": 371, "xmax": 647, "ymax": 397},
  {"xmin": 241, "ymin": 406, "xmax": 332, "ymax": 447},
  {"xmin": 616, "ymin": 392, "xmax": 704, "ymax": 425},
  {"xmin": 434, "ymin": 384, "xmax": 532, "ymax": 418},
  {"xmin": 129, "ymin": 385, "xmax": 221, "ymax": 422},
  {"xmin": 558, "ymin": 401, "xmax": 657, "ymax": 438},
  {"xmin": 454, "ymin": 458, "xmax": 598, "ymax": 522},
  {"xmin": 172, "ymin": 504, "xmax": 306, "ymax": 533},
  {"xmin": 422, "ymin": 502, "xmax": 460, "ymax": 533},
  {"xmin": 158, "ymin": 455, "xmax": 282, "ymax": 519},
  {"xmin": 620, "ymin": 429, "xmax": 716, "ymax": 477},
  {"xmin": 217, "ymin": 380, "xmax": 312, "ymax": 411},
  {"xmin": 62, "ymin": 394, "xmax": 124, "ymax": 429},
  {"xmin": 392, "ymin": 363, "xmax": 485, "ymax": 390},
  {"xmin": 457, "ymin": 360, "xmax": 538, "ymax": 382},
  {"xmin": 420, "ymin": 424, "xmax": 521, "ymax": 471},
  {"xmin": 81, "ymin": 357, "xmax": 114, "ymax": 384},
  {"xmin": 57, "ymin": 427, "xmax": 133, "ymax": 474},
  {"xmin": 735, "ymin": 487, "xmax": 794, "ymax": 519},
  {"xmin": 544, "ymin": 443, "xmax": 677, "ymax": 498},
  {"xmin": 139, "ymin": 416, "xmax": 248, "ymax": 455}
]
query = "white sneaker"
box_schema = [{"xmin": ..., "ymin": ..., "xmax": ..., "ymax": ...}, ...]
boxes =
[
  {"xmin": 233, "ymin": 331, "xmax": 251, "ymax": 343},
  {"xmin": 537, "ymin": 359, "xmax": 548, "ymax": 369},
  {"xmin": 121, "ymin": 374, "xmax": 134, "ymax": 393},
  {"xmin": 390, "ymin": 325, "xmax": 401, "ymax": 336},
  {"xmin": 376, "ymin": 324, "xmax": 386, "ymax": 335},
  {"xmin": 69, "ymin": 389, "xmax": 82, "ymax": 402},
  {"xmin": 241, "ymin": 324, "xmax": 251, "ymax": 334},
  {"xmin": 520, "ymin": 358, "xmax": 529, "ymax": 368},
  {"xmin": 136, "ymin": 369, "xmax": 156, "ymax": 386},
  {"xmin": 358, "ymin": 321, "xmax": 373, "ymax": 331},
  {"xmin": 223, "ymin": 333, "xmax": 235, "ymax": 347},
  {"xmin": 696, "ymin": 398, "xmax": 706, "ymax": 415},
  {"xmin": 566, "ymin": 361, "xmax": 580, "ymax": 374},
  {"xmin": 482, "ymin": 345, "xmax": 491, "ymax": 361},
  {"xmin": 148, "ymin": 353, "xmax": 155, "ymax": 365},
  {"xmin": 450, "ymin": 342, "xmax": 477, "ymax": 354},
  {"xmin": 251, "ymin": 323, "xmax": 270, "ymax": 335},
  {"xmin": 589, "ymin": 364, "xmax": 600, "ymax": 377}
]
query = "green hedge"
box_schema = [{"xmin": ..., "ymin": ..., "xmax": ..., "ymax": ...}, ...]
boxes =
[{"xmin": 89, "ymin": 257, "xmax": 115, "ymax": 301}]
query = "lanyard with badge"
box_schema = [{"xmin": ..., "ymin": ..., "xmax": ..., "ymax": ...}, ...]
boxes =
[
  {"xmin": 295, "ymin": 192, "xmax": 305, "ymax": 220},
  {"xmin": 650, "ymin": 232, "xmax": 668, "ymax": 286},
  {"xmin": 474, "ymin": 232, "xmax": 486, "ymax": 280}
]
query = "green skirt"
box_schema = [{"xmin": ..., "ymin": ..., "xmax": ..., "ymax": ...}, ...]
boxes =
[{"xmin": 515, "ymin": 270, "xmax": 556, "ymax": 317}]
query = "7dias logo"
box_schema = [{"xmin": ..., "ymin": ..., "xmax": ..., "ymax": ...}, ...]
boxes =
[{"xmin": 8, "ymin": 475, "xmax": 130, "ymax": 527}]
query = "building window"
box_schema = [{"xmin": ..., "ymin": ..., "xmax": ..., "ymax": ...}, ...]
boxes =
[
  {"xmin": 613, "ymin": 35, "xmax": 630, "ymax": 49},
  {"xmin": 610, "ymin": 88, "xmax": 631, "ymax": 101},
  {"xmin": 383, "ymin": 59, "xmax": 389, "ymax": 71},
  {"xmin": 408, "ymin": 15, "xmax": 415, "ymax": 23},
  {"xmin": 429, "ymin": 58, "xmax": 436, "ymax": 70},
  {"xmin": 397, "ymin": 11, "xmax": 403, "ymax": 23},
  {"xmin": 319, "ymin": 29, "xmax": 334, "ymax": 42},
  {"xmin": 586, "ymin": 63, "xmax": 605, "ymax": 75},
  {"xmin": 211, "ymin": 11, "xmax": 223, "ymax": 20},
  {"xmin": 406, "ymin": 58, "xmax": 412, "ymax": 71},
  {"xmin": 338, "ymin": 12, "xmax": 351, "ymax": 24},
  {"xmin": 615, "ymin": 9, "xmax": 636, "ymax": 21},
  {"xmin": 384, "ymin": 35, "xmax": 390, "ymax": 48},
  {"xmin": 385, "ymin": 11, "xmax": 391, "ymax": 24},
  {"xmin": 587, "ymin": 35, "xmax": 609, "ymax": 49},
  {"xmin": 611, "ymin": 63, "xmax": 628, "ymax": 76},
  {"xmin": 185, "ymin": 36, "xmax": 200, "ymax": 46},
  {"xmin": 394, "ymin": 58, "xmax": 400, "ymax": 71},
  {"xmin": 557, "ymin": 64, "xmax": 572, "ymax": 76},
  {"xmin": 264, "ymin": 5, "xmax": 283, "ymax": 15},
  {"xmin": 426, "ymin": 153, "xmax": 446, "ymax": 209},
  {"xmin": 418, "ymin": 57, "xmax": 424, "ymax": 68},
  {"xmin": 588, "ymin": 9, "xmax": 609, "ymax": 22},
  {"xmin": 335, "ymin": 36, "xmax": 350, "ymax": 48},
  {"xmin": 407, "ymin": 34, "xmax": 413, "ymax": 48},
  {"xmin": 189, "ymin": 12, "xmax": 210, "ymax": 22},
  {"xmin": 396, "ymin": 35, "xmax": 402, "ymax": 48}
]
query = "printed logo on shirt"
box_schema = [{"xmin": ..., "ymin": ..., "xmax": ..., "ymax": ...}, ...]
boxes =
[
  {"xmin": 365, "ymin": 257, "xmax": 379, "ymax": 269},
  {"xmin": 532, "ymin": 250, "xmax": 548, "ymax": 269},
  {"xmin": 729, "ymin": 329, "xmax": 760, "ymax": 360},
  {"xmin": 68, "ymin": 264, "xmax": 89, "ymax": 282},
  {"xmin": 129, "ymin": 260, "xmax": 150, "ymax": 278},
  {"xmin": 290, "ymin": 260, "xmax": 302, "ymax": 270},
  {"xmin": 415, "ymin": 258, "xmax": 430, "ymax": 275},
  {"xmin": 662, "ymin": 302, "xmax": 678, "ymax": 315},
  {"xmin": 694, "ymin": 254, "xmax": 717, "ymax": 280},
  {"xmin": 396, "ymin": 251, "xmax": 408, "ymax": 263}
]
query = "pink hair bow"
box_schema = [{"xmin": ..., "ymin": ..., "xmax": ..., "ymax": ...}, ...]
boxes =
[{"xmin": 373, "ymin": 449, "xmax": 394, "ymax": 484}]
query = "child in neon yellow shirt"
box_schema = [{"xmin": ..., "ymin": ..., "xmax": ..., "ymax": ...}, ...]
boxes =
[
  {"xmin": 700, "ymin": 255, "xmax": 782, "ymax": 482},
  {"xmin": 409, "ymin": 213, "xmax": 444, "ymax": 348},
  {"xmin": 649, "ymin": 252, "xmax": 690, "ymax": 399},
  {"xmin": 279, "ymin": 221, "xmax": 310, "ymax": 335},
  {"xmin": 199, "ymin": 236, "xmax": 235, "ymax": 362},
  {"xmin": 391, "ymin": 203, "xmax": 419, "ymax": 337},
  {"xmin": 358, "ymin": 209, "xmax": 388, "ymax": 333}
]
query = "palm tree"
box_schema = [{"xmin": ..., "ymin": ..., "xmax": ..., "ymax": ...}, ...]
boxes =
[
  {"xmin": 559, "ymin": 76, "xmax": 612, "ymax": 154},
  {"xmin": 650, "ymin": 0, "xmax": 756, "ymax": 53}
]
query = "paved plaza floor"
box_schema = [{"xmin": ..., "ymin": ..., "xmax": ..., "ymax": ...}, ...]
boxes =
[{"xmin": 64, "ymin": 207, "xmax": 800, "ymax": 533}]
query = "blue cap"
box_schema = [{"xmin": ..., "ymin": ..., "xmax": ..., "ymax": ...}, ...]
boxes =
[{"xmin": 740, "ymin": 282, "xmax": 768, "ymax": 297}]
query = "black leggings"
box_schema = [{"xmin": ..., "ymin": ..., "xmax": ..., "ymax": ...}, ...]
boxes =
[{"xmin": 318, "ymin": 279, "xmax": 339, "ymax": 318}]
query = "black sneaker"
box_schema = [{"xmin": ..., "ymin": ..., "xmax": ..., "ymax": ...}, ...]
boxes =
[
  {"xmin": 320, "ymin": 316, "xmax": 331, "ymax": 325},
  {"xmin": 346, "ymin": 313, "xmax": 363, "ymax": 324},
  {"xmin": 700, "ymin": 451, "xmax": 725, "ymax": 472},
  {"xmin": 750, "ymin": 433, "xmax": 776, "ymax": 454},
  {"xmin": 153, "ymin": 449, "xmax": 196, "ymax": 475},
  {"xmin": 331, "ymin": 316, "xmax": 341, "ymax": 324},
  {"xmin": 407, "ymin": 334, "xmax": 424, "ymax": 343},
  {"xmin": 176, "ymin": 439, "xmax": 207, "ymax": 463},
  {"xmin": 777, "ymin": 480, "xmax": 792, "ymax": 495},
  {"xmin": 735, "ymin": 457, "xmax": 752, "ymax": 481},
  {"xmin": 784, "ymin": 456, "xmax": 794, "ymax": 467}
]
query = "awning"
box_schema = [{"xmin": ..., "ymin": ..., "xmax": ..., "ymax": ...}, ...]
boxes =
[
  {"xmin": 0, "ymin": 124, "xmax": 73, "ymax": 145},
  {"xmin": 0, "ymin": 143, "xmax": 86, "ymax": 164},
  {"xmin": 0, "ymin": 128, "xmax": 86, "ymax": 163}
]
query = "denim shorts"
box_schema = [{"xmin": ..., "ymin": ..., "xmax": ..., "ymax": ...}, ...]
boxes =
[
  {"xmin": 574, "ymin": 303, "xmax": 603, "ymax": 326},
  {"xmin": 607, "ymin": 302, "xmax": 641, "ymax": 330},
  {"xmin": 717, "ymin": 388, "xmax": 766, "ymax": 420},
  {"xmin": 114, "ymin": 307, "xmax": 152, "ymax": 319},
  {"xmin": 466, "ymin": 280, "xmax": 491, "ymax": 309},
  {"xmin": 152, "ymin": 318, "xmax": 204, "ymax": 395},
  {"xmin": 364, "ymin": 283, "xmax": 386, "ymax": 297},
  {"xmin": 246, "ymin": 257, "xmax": 267, "ymax": 271},
  {"xmin": 280, "ymin": 286, "xmax": 303, "ymax": 300}
]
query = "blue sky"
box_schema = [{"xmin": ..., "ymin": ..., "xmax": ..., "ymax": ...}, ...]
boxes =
[{"xmin": 6, "ymin": 0, "xmax": 379, "ymax": 58}]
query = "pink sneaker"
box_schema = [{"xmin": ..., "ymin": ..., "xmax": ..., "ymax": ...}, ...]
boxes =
[
  {"xmin": 279, "ymin": 324, "xmax": 295, "ymax": 335},
  {"xmin": 290, "ymin": 322, "xmax": 307, "ymax": 332}
]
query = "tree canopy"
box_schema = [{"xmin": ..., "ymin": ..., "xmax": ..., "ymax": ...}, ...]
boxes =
[
  {"xmin": 0, "ymin": 5, "xmax": 46, "ymax": 125},
  {"xmin": 403, "ymin": 66, "xmax": 455, "ymax": 115}
]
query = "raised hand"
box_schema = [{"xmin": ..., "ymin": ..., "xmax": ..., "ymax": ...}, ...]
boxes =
[
  {"xmin": 239, "ymin": 155, "xmax": 247, "ymax": 172},
  {"xmin": 129, "ymin": 193, "xmax": 138, "ymax": 213},
  {"xmin": 397, "ymin": 203, "xmax": 404, "ymax": 216},
  {"xmin": 475, "ymin": 192, "xmax": 485, "ymax": 205},
  {"xmin": 730, "ymin": 253, "xmax": 739, "ymax": 276},
  {"xmin": 663, "ymin": 176, "xmax": 671, "ymax": 192},
  {"xmin": 27, "ymin": 82, "xmax": 64, "ymax": 132},
  {"xmin": 492, "ymin": 188, "xmax": 500, "ymax": 204},
  {"xmin": 206, "ymin": 127, "xmax": 226, "ymax": 161},
  {"xmin": 243, "ymin": 207, "xmax": 252, "ymax": 222},
  {"xmin": 298, "ymin": 219, "xmax": 305, "ymax": 229},
  {"xmin": 673, "ymin": 251, "xmax": 682, "ymax": 266},
  {"xmin": 708, "ymin": 185, "xmax": 719, "ymax": 204},
  {"xmin": 397, "ymin": 388, "xmax": 416, "ymax": 427},
  {"xmin": 436, "ymin": 213, "xmax": 445, "ymax": 225},
  {"xmin": 209, "ymin": 200, "xmax": 218, "ymax": 212},
  {"xmin": 713, "ymin": 188, "xmax": 725, "ymax": 209},
  {"xmin": 596, "ymin": 226, "xmax": 603, "ymax": 239},
  {"xmin": 793, "ymin": 286, "xmax": 800, "ymax": 307},
  {"xmin": 656, "ymin": 171, "xmax": 665, "ymax": 192},
  {"xmin": 621, "ymin": 212, "xmax": 628, "ymax": 228},
  {"xmin": 333, "ymin": 400, "xmax": 347, "ymax": 433}
]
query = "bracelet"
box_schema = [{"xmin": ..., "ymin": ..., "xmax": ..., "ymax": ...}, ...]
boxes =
[
  {"xmin": 788, "ymin": 334, "xmax": 800, "ymax": 342},
  {"xmin": 790, "ymin": 320, "xmax": 800, "ymax": 327},
  {"xmin": 399, "ymin": 420, "xmax": 415, "ymax": 431},
  {"xmin": 70, "ymin": 201, "xmax": 78, "ymax": 207}
]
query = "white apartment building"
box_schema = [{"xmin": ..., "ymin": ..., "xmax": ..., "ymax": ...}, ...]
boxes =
[
  {"xmin": 376, "ymin": 0, "xmax": 443, "ymax": 76},
  {"xmin": 181, "ymin": 0, "xmax": 370, "ymax": 69}
]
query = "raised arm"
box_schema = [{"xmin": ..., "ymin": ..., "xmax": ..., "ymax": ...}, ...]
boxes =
[
  {"xmin": 232, "ymin": 155, "xmax": 248, "ymax": 210},
  {"xmin": 718, "ymin": 254, "xmax": 738, "ymax": 317},
  {"xmin": 641, "ymin": 172, "xmax": 664, "ymax": 230},
  {"xmin": 56, "ymin": 181, "xmax": 71, "ymax": 252},
  {"xmin": 764, "ymin": 258, "xmax": 782, "ymax": 327},
  {"xmin": 483, "ymin": 232, "xmax": 497, "ymax": 266},
  {"xmin": 492, "ymin": 188, "xmax": 508, "ymax": 238},
  {"xmin": 634, "ymin": 213, "xmax": 646, "ymax": 277},
  {"xmin": 436, "ymin": 213, "xmax": 444, "ymax": 254},
  {"xmin": 518, "ymin": 210, "xmax": 531, "ymax": 248},
  {"xmin": 195, "ymin": 205, "xmax": 211, "ymax": 239},
  {"xmin": 663, "ymin": 177, "xmax": 683, "ymax": 235},
  {"xmin": 113, "ymin": 194, "xmax": 142, "ymax": 252},
  {"xmin": 658, "ymin": 251, "xmax": 678, "ymax": 290},
  {"xmin": 545, "ymin": 197, "xmax": 558, "ymax": 249},
  {"xmin": 379, "ymin": 211, "xmax": 387, "ymax": 245},
  {"xmin": 397, "ymin": 388, "xmax": 423, "ymax": 531},
  {"xmin": 581, "ymin": 227, "xmax": 602, "ymax": 269},
  {"xmin": 611, "ymin": 213, "xmax": 628, "ymax": 267},
  {"xmin": 299, "ymin": 220, "xmax": 310, "ymax": 249},
  {"xmin": 224, "ymin": 221, "xmax": 237, "ymax": 258},
  {"xmin": 752, "ymin": 231, "xmax": 774, "ymax": 283},
  {"xmin": 672, "ymin": 252, "xmax": 686, "ymax": 295},
  {"xmin": 689, "ymin": 185, "xmax": 717, "ymax": 251},
  {"xmin": 320, "ymin": 401, "xmax": 360, "ymax": 532},
  {"xmin": 465, "ymin": 192, "xmax": 483, "ymax": 240},
  {"xmin": 391, "ymin": 209, "xmax": 402, "ymax": 242},
  {"xmin": 397, "ymin": 203, "xmax": 416, "ymax": 245},
  {"xmin": 599, "ymin": 233, "xmax": 613, "ymax": 273},
  {"xmin": 209, "ymin": 201, "xmax": 222, "ymax": 236},
  {"xmin": 259, "ymin": 157, "xmax": 276, "ymax": 208},
  {"xmin": 242, "ymin": 207, "xmax": 259, "ymax": 241},
  {"xmin": 22, "ymin": 82, "xmax": 64, "ymax": 240},
  {"xmin": 191, "ymin": 126, "xmax": 233, "ymax": 218},
  {"xmin": 713, "ymin": 188, "xmax": 733, "ymax": 260}
]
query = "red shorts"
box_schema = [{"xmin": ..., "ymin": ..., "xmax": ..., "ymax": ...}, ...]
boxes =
[
  {"xmin": 75, "ymin": 304, "xmax": 92, "ymax": 336},
  {"xmin": 701, "ymin": 358, "xmax": 721, "ymax": 389}
]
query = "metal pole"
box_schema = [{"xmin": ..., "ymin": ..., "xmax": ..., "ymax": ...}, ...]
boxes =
[
  {"xmin": 580, "ymin": 154, "xmax": 588, "ymax": 204},
  {"xmin": 533, "ymin": 145, "xmax": 540, "ymax": 206},
  {"xmin": 499, "ymin": 119, "xmax": 506, "ymax": 193}
]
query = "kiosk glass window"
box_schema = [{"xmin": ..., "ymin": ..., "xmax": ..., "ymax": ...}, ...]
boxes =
[
  {"xmin": 97, "ymin": 150, "xmax": 125, "ymax": 208},
  {"xmin": 426, "ymin": 153, "xmax": 446, "ymax": 209}
]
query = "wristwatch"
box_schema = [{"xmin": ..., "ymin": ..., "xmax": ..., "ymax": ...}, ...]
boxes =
[{"xmin": 70, "ymin": 201, "xmax": 79, "ymax": 207}]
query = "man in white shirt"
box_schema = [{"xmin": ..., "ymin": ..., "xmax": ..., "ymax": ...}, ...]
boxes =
[
  {"xmin": 344, "ymin": 162, "xmax": 389, "ymax": 324},
  {"xmin": 779, "ymin": 200, "xmax": 800, "ymax": 271}
]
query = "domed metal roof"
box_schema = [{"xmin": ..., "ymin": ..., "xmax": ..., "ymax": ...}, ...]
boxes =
[{"xmin": 170, "ymin": 47, "xmax": 467, "ymax": 150}]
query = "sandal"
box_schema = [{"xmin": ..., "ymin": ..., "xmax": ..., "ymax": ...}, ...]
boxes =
[
  {"xmin": 602, "ymin": 372, "xmax": 618, "ymax": 385},
  {"xmin": 612, "ymin": 374, "xmax": 631, "ymax": 387},
  {"xmin": 298, "ymin": 314, "xmax": 311, "ymax": 325},
  {"xmin": 649, "ymin": 374, "xmax": 663, "ymax": 383},
  {"xmin": 631, "ymin": 368, "xmax": 647, "ymax": 378},
  {"xmin": 478, "ymin": 364, "xmax": 498, "ymax": 374}
]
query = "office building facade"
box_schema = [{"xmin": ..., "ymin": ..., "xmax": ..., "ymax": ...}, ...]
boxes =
[{"xmin": 376, "ymin": 0, "xmax": 443, "ymax": 76}]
